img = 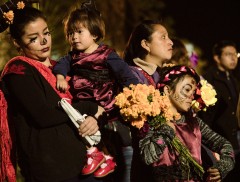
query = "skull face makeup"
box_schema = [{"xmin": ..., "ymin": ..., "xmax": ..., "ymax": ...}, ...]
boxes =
[{"xmin": 167, "ymin": 75, "xmax": 197, "ymax": 113}]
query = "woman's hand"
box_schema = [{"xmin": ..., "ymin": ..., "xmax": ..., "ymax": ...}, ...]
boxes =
[
  {"xmin": 78, "ymin": 116, "xmax": 99, "ymax": 137},
  {"xmin": 206, "ymin": 167, "xmax": 221, "ymax": 182}
]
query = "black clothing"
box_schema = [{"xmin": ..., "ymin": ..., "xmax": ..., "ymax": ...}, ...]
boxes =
[
  {"xmin": 1, "ymin": 59, "xmax": 98, "ymax": 182},
  {"xmin": 200, "ymin": 66, "xmax": 240, "ymax": 151}
]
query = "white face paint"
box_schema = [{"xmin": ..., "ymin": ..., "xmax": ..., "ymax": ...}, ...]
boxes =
[{"xmin": 169, "ymin": 75, "xmax": 197, "ymax": 112}]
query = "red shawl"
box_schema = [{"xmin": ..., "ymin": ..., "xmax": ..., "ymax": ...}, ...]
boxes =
[{"xmin": 0, "ymin": 56, "xmax": 72, "ymax": 182}]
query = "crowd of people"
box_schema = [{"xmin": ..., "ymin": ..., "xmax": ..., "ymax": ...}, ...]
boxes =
[{"xmin": 0, "ymin": 0, "xmax": 239, "ymax": 182}]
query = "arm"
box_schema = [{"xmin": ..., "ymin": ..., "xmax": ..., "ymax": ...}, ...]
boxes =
[
  {"xmin": 4, "ymin": 61, "xmax": 98, "ymax": 128},
  {"xmin": 107, "ymin": 51, "xmax": 139, "ymax": 87},
  {"xmin": 53, "ymin": 55, "xmax": 72, "ymax": 92},
  {"xmin": 139, "ymin": 124, "xmax": 175, "ymax": 165},
  {"xmin": 53, "ymin": 54, "xmax": 71, "ymax": 77},
  {"xmin": 199, "ymin": 117, "xmax": 235, "ymax": 179}
]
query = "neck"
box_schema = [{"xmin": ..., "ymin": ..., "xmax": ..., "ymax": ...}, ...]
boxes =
[
  {"xmin": 38, "ymin": 57, "xmax": 52, "ymax": 67},
  {"xmin": 217, "ymin": 64, "xmax": 229, "ymax": 73},
  {"xmin": 84, "ymin": 43, "xmax": 99, "ymax": 54},
  {"xmin": 144, "ymin": 54, "xmax": 163, "ymax": 67}
]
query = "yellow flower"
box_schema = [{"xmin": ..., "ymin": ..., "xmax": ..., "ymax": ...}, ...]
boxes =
[
  {"xmin": 191, "ymin": 100, "xmax": 200, "ymax": 112},
  {"xmin": 17, "ymin": 1, "xmax": 25, "ymax": 9},
  {"xmin": 200, "ymin": 80, "xmax": 217, "ymax": 106},
  {"xmin": 3, "ymin": 10, "xmax": 14, "ymax": 24}
]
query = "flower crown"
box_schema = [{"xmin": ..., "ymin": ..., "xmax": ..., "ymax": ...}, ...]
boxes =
[
  {"xmin": 1, "ymin": 1, "xmax": 25, "ymax": 24},
  {"xmin": 160, "ymin": 64, "xmax": 217, "ymax": 112},
  {"xmin": 159, "ymin": 64, "xmax": 200, "ymax": 89}
]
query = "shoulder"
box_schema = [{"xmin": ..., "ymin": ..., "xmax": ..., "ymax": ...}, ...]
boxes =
[
  {"xmin": 202, "ymin": 66, "xmax": 218, "ymax": 82},
  {"xmin": 58, "ymin": 54, "xmax": 71, "ymax": 62},
  {"xmin": 107, "ymin": 51, "xmax": 120, "ymax": 59},
  {"xmin": 3, "ymin": 56, "xmax": 34, "ymax": 76},
  {"xmin": 130, "ymin": 66, "xmax": 144, "ymax": 76}
]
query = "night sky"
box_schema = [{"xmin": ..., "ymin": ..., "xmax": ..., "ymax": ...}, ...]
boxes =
[{"xmin": 164, "ymin": 0, "xmax": 240, "ymax": 60}]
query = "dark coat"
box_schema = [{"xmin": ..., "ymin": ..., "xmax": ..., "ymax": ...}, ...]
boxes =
[
  {"xmin": 1, "ymin": 59, "xmax": 98, "ymax": 182},
  {"xmin": 200, "ymin": 65, "xmax": 240, "ymax": 150}
]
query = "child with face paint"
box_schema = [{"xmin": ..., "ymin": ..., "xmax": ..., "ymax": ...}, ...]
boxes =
[{"xmin": 139, "ymin": 65, "xmax": 235, "ymax": 182}]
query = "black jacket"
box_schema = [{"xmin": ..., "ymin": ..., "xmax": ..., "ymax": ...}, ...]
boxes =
[
  {"xmin": 1, "ymin": 59, "xmax": 98, "ymax": 182},
  {"xmin": 200, "ymin": 65, "xmax": 240, "ymax": 150}
]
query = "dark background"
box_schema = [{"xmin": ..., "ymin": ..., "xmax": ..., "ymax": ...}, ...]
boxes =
[
  {"xmin": 1, "ymin": 0, "xmax": 240, "ymax": 71},
  {"xmin": 163, "ymin": 0, "xmax": 240, "ymax": 60}
]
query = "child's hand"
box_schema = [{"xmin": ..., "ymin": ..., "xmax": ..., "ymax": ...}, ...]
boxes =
[
  {"xmin": 206, "ymin": 167, "xmax": 221, "ymax": 182},
  {"xmin": 56, "ymin": 74, "xmax": 68, "ymax": 92},
  {"xmin": 78, "ymin": 116, "xmax": 99, "ymax": 137},
  {"xmin": 94, "ymin": 106, "xmax": 106, "ymax": 119}
]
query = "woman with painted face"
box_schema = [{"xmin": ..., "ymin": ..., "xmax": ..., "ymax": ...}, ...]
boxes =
[
  {"xmin": 0, "ymin": 2, "xmax": 104, "ymax": 182},
  {"xmin": 139, "ymin": 65, "xmax": 235, "ymax": 181}
]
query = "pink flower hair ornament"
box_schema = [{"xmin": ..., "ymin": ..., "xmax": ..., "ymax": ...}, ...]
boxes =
[{"xmin": 159, "ymin": 64, "xmax": 217, "ymax": 112}]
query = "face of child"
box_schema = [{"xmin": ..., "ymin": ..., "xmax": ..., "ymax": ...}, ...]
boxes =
[
  {"xmin": 67, "ymin": 23, "xmax": 98, "ymax": 53},
  {"xmin": 217, "ymin": 46, "xmax": 238, "ymax": 71},
  {"xmin": 168, "ymin": 75, "xmax": 197, "ymax": 112},
  {"xmin": 20, "ymin": 18, "xmax": 51, "ymax": 62},
  {"xmin": 145, "ymin": 24, "xmax": 173, "ymax": 66}
]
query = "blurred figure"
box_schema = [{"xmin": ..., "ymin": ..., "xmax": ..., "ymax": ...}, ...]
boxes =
[
  {"xmin": 169, "ymin": 38, "xmax": 191, "ymax": 66},
  {"xmin": 199, "ymin": 40, "xmax": 240, "ymax": 180}
]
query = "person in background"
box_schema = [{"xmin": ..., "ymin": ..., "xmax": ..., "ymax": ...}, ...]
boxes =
[
  {"xmin": 139, "ymin": 65, "xmax": 235, "ymax": 181},
  {"xmin": 168, "ymin": 37, "xmax": 191, "ymax": 66},
  {"xmin": 199, "ymin": 40, "xmax": 240, "ymax": 181},
  {"xmin": 52, "ymin": 0, "xmax": 138, "ymax": 180},
  {"xmin": 122, "ymin": 19, "xmax": 173, "ymax": 182},
  {"xmin": 0, "ymin": 2, "xmax": 104, "ymax": 182}
]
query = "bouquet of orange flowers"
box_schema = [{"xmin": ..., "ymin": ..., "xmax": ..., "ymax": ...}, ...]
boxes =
[{"xmin": 115, "ymin": 84, "xmax": 180, "ymax": 129}]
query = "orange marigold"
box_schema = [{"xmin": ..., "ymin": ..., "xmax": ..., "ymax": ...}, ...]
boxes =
[
  {"xmin": 3, "ymin": 10, "xmax": 14, "ymax": 24},
  {"xmin": 17, "ymin": 1, "xmax": 25, "ymax": 9}
]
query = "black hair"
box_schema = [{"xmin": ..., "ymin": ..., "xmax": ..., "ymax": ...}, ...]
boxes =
[
  {"xmin": 9, "ymin": 6, "xmax": 46, "ymax": 44},
  {"xmin": 123, "ymin": 20, "xmax": 163, "ymax": 66},
  {"xmin": 212, "ymin": 40, "xmax": 237, "ymax": 57},
  {"xmin": 63, "ymin": 0, "xmax": 105, "ymax": 42}
]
